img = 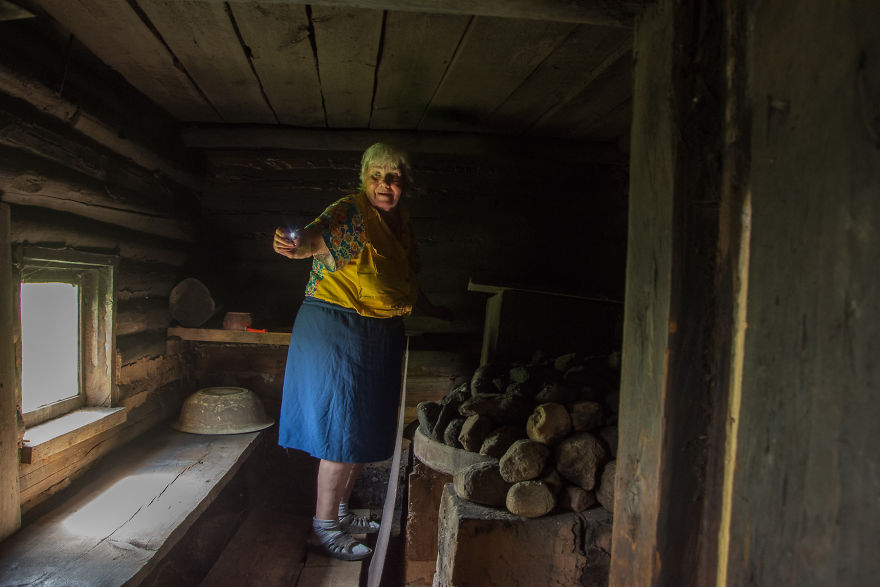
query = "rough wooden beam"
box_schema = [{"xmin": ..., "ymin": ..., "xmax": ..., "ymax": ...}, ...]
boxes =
[
  {"xmin": 0, "ymin": 203, "xmax": 21, "ymax": 540},
  {"xmin": 182, "ymin": 0, "xmax": 648, "ymax": 27},
  {"xmin": 0, "ymin": 63, "xmax": 203, "ymax": 192},
  {"xmin": 0, "ymin": 153, "xmax": 195, "ymax": 242},
  {"xmin": 181, "ymin": 125, "xmax": 628, "ymax": 165}
]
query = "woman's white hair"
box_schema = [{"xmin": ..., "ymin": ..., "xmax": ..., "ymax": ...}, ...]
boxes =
[{"xmin": 359, "ymin": 142, "xmax": 412, "ymax": 192}]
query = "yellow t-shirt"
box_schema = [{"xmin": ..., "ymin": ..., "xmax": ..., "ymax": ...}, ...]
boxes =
[{"xmin": 303, "ymin": 192, "xmax": 419, "ymax": 318}]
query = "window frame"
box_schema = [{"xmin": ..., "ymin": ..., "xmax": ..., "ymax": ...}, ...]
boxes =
[{"xmin": 15, "ymin": 247, "xmax": 116, "ymax": 428}]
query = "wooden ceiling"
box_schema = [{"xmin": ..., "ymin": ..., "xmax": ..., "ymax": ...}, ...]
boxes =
[{"xmin": 9, "ymin": 0, "xmax": 639, "ymax": 150}]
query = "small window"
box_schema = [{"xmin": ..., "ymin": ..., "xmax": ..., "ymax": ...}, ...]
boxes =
[
  {"xmin": 17, "ymin": 248, "xmax": 116, "ymax": 428},
  {"xmin": 20, "ymin": 282, "xmax": 81, "ymax": 414}
]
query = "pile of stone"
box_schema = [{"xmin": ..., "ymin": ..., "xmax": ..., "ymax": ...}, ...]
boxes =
[{"xmin": 416, "ymin": 351, "xmax": 619, "ymax": 519}]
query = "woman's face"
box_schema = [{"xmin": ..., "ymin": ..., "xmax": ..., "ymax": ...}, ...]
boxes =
[{"xmin": 364, "ymin": 165, "xmax": 404, "ymax": 212}]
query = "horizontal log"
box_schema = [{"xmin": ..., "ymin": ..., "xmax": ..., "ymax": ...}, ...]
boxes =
[
  {"xmin": 117, "ymin": 297, "xmax": 172, "ymax": 337},
  {"xmin": 116, "ymin": 329, "xmax": 168, "ymax": 366},
  {"xmin": 0, "ymin": 100, "xmax": 201, "ymax": 213},
  {"xmin": 1, "ymin": 187, "xmax": 194, "ymax": 243},
  {"xmin": 0, "ymin": 62, "xmax": 203, "ymax": 191},
  {"xmin": 117, "ymin": 259, "xmax": 183, "ymax": 301},
  {"xmin": 180, "ymin": 0, "xmax": 647, "ymax": 26},
  {"xmin": 181, "ymin": 126, "xmax": 628, "ymax": 166},
  {"xmin": 8, "ymin": 206, "xmax": 192, "ymax": 265},
  {"xmin": 117, "ymin": 353, "xmax": 186, "ymax": 397}
]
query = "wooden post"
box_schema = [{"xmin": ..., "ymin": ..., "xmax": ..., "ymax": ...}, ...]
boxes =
[{"xmin": 0, "ymin": 202, "xmax": 22, "ymax": 539}]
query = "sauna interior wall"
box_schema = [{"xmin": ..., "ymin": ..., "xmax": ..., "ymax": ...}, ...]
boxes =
[
  {"xmin": 195, "ymin": 148, "xmax": 629, "ymax": 330},
  {"xmin": 0, "ymin": 22, "xmax": 201, "ymax": 515}
]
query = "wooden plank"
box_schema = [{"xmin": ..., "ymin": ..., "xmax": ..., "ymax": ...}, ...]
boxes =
[
  {"xmin": 489, "ymin": 26, "xmax": 632, "ymax": 135},
  {"xmin": 725, "ymin": 2, "xmax": 880, "ymax": 586},
  {"xmin": 192, "ymin": 0, "xmax": 646, "ymax": 27},
  {"xmin": 28, "ymin": 0, "xmax": 217, "ymax": 121},
  {"xmin": 0, "ymin": 203, "xmax": 20, "ymax": 540},
  {"xmin": 228, "ymin": 2, "xmax": 325, "ymax": 127},
  {"xmin": 168, "ymin": 327, "xmax": 291, "ymax": 346},
  {"xmin": 2, "ymin": 429, "xmax": 261, "ymax": 586},
  {"xmin": 200, "ymin": 507, "xmax": 311, "ymax": 587},
  {"xmin": 181, "ymin": 126, "xmax": 627, "ymax": 165},
  {"xmin": 419, "ymin": 16, "xmax": 577, "ymax": 133},
  {"xmin": 311, "ymin": 5, "xmax": 384, "ymax": 128},
  {"xmin": 535, "ymin": 49, "xmax": 634, "ymax": 139},
  {"xmin": 20, "ymin": 408, "xmax": 126, "ymax": 464},
  {"xmin": 371, "ymin": 11, "xmax": 470, "ymax": 129},
  {"xmin": 137, "ymin": 0, "xmax": 275, "ymax": 123},
  {"xmin": 609, "ymin": 1, "xmax": 674, "ymax": 582}
]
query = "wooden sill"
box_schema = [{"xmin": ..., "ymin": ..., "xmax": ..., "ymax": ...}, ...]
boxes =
[
  {"xmin": 19, "ymin": 407, "xmax": 126, "ymax": 464},
  {"xmin": 1, "ymin": 428, "xmax": 261, "ymax": 585}
]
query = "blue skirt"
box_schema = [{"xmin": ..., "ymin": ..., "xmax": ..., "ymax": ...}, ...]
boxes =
[{"xmin": 278, "ymin": 297, "xmax": 405, "ymax": 463}]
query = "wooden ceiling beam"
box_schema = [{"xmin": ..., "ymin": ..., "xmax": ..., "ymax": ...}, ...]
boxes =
[
  {"xmin": 183, "ymin": 0, "xmax": 649, "ymax": 27},
  {"xmin": 180, "ymin": 125, "xmax": 628, "ymax": 165}
]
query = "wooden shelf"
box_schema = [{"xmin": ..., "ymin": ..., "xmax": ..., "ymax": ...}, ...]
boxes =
[
  {"xmin": 167, "ymin": 327, "xmax": 291, "ymax": 345},
  {"xmin": 168, "ymin": 317, "xmax": 479, "ymax": 346}
]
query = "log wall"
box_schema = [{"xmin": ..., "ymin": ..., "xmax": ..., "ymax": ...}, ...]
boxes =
[
  {"xmin": 194, "ymin": 148, "xmax": 629, "ymax": 331},
  {"xmin": 0, "ymin": 51, "xmax": 201, "ymax": 514}
]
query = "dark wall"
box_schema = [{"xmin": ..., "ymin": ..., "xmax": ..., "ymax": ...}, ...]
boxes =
[{"xmin": 191, "ymin": 148, "xmax": 628, "ymax": 331}]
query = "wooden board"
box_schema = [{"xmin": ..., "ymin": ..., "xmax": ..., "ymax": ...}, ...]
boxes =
[
  {"xmin": 609, "ymin": 2, "xmax": 674, "ymax": 582},
  {"xmin": 311, "ymin": 5, "xmax": 384, "ymax": 128},
  {"xmin": 228, "ymin": 3, "xmax": 326, "ymax": 127},
  {"xmin": 0, "ymin": 429, "xmax": 260, "ymax": 586},
  {"xmin": 371, "ymin": 11, "xmax": 470, "ymax": 129},
  {"xmin": 725, "ymin": 2, "xmax": 880, "ymax": 585},
  {"xmin": 0, "ymin": 203, "xmax": 20, "ymax": 540},
  {"xmin": 200, "ymin": 507, "xmax": 311, "ymax": 587},
  {"xmin": 168, "ymin": 327, "xmax": 292, "ymax": 346},
  {"xmin": 29, "ymin": 0, "xmax": 217, "ymax": 121},
  {"xmin": 300, "ymin": 0, "xmax": 641, "ymax": 27},
  {"xmin": 489, "ymin": 26, "xmax": 632, "ymax": 135},
  {"xmin": 137, "ymin": 0, "xmax": 276, "ymax": 123},
  {"xmin": 419, "ymin": 16, "xmax": 577, "ymax": 132},
  {"xmin": 536, "ymin": 49, "xmax": 634, "ymax": 139}
]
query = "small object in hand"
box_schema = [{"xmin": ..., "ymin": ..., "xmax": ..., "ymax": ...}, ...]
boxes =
[{"xmin": 288, "ymin": 229, "xmax": 298, "ymax": 240}]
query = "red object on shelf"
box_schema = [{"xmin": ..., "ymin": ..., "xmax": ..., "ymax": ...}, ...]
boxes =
[{"xmin": 246, "ymin": 327, "xmax": 268, "ymax": 333}]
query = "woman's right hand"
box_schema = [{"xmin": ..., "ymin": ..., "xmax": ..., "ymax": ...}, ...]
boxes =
[{"xmin": 273, "ymin": 227, "xmax": 304, "ymax": 259}]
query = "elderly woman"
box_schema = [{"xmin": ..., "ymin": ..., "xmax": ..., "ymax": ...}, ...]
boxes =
[{"xmin": 273, "ymin": 143, "xmax": 449, "ymax": 561}]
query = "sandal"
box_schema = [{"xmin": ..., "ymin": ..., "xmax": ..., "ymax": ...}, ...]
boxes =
[
  {"xmin": 311, "ymin": 528, "xmax": 373, "ymax": 561},
  {"xmin": 339, "ymin": 512, "xmax": 381, "ymax": 534}
]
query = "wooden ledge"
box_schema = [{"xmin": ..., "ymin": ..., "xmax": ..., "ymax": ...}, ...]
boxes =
[
  {"xmin": 0, "ymin": 428, "xmax": 261, "ymax": 586},
  {"xmin": 20, "ymin": 407, "xmax": 126, "ymax": 464}
]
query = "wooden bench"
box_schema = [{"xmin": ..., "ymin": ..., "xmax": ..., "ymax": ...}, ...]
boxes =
[{"xmin": 0, "ymin": 427, "xmax": 260, "ymax": 586}]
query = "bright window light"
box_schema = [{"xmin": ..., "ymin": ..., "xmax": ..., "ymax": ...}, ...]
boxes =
[{"xmin": 21, "ymin": 282, "xmax": 80, "ymax": 413}]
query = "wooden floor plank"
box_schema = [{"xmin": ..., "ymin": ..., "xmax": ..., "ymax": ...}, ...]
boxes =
[{"xmin": 200, "ymin": 507, "xmax": 312, "ymax": 587}]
